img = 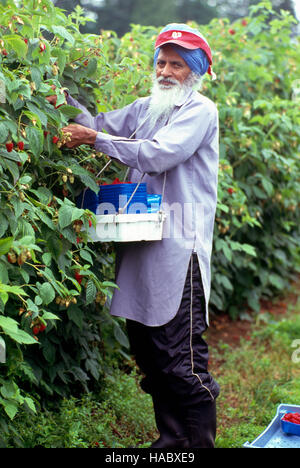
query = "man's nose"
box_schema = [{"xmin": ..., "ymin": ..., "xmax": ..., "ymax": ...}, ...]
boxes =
[{"xmin": 161, "ymin": 63, "xmax": 173, "ymax": 77}]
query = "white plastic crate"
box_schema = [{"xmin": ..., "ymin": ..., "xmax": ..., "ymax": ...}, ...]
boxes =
[{"xmin": 87, "ymin": 211, "xmax": 166, "ymax": 242}]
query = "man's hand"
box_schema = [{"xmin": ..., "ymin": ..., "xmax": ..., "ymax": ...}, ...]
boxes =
[
  {"xmin": 61, "ymin": 124, "xmax": 97, "ymax": 148},
  {"xmin": 46, "ymin": 85, "xmax": 67, "ymax": 108}
]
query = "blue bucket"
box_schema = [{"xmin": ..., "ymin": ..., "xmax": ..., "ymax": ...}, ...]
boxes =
[
  {"xmin": 147, "ymin": 194, "xmax": 162, "ymax": 213},
  {"xmin": 98, "ymin": 183, "xmax": 148, "ymax": 214}
]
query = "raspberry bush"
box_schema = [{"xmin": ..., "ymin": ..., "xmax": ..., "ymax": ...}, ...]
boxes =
[
  {"xmin": 0, "ymin": 0, "xmax": 131, "ymax": 431},
  {"xmin": 0, "ymin": 0, "xmax": 299, "ymax": 444}
]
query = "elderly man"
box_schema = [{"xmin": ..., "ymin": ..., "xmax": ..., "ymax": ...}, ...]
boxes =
[{"xmin": 60, "ymin": 23, "xmax": 220, "ymax": 448}]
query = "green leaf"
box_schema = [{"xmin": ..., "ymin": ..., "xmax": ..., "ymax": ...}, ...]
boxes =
[
  {"xmin": 24, "ymin": 397, "xmax": 36, "ymax": 414},
  {"xmin": 4, "ymin": 34, "xmax": 27, "ymax": 59},
  {"xmin": 86, "ymin": 279, "xmax": 97, "ymax": 305},
  {"xmin": 2, "ymin": 400, "xmax": 18, "ymax": 420},
  {"xmin": 30, "ymin": 66, "xmax": 42, "ymax": 89},
  {"xmin": 0, "ymin": 122, "xmax": 9, "ymax": 143},
  {"xmin": 79, "ymin": 249, "xmax": 93, "ymax": 264},
  {"xmin": 26, "ymin": 127, "xmax": 43, "ymax": 157},
  {"xmin": 51, "ymin": 25, "xmax": 75, "ymax": 45},
  {"xmin": 42, "ymin": 311, "xmax": 60, "ymax": 321},
  {"xmin": 42, "ymin": 252, "xmax": 52, "ymax": 266},
  {"xmin": 0, "ymin": 237, "xmax": 13, "ymax": 256},
  {"xmin": 241, "ymin": 244, "xmax": 257, "ymax": 257},
  {"xmin": 113, "ymin": 322, "xmax": 130, "ymax": 348},
  {"xmin": 0, "ymin": 284, "xmax": 28, "ymax": 296},
  {"xmin": 42, "ymin": 341, "xmax": 56, "ymax": 365},
  {"xmin": 26, "ymin": 102, "xmax": 48, "ymax": 127},
  {"xmin": 59, "ymin": 105, "xmax": 84, "ymax": 119},
  {"xmin": 39, "ymin": 282, "xmax": 56, "ymax": 305},
  {"xmin": 86, "ymin": 58, "xmax": 98, "ymax": 77},
  {"xmin": 269, "ymin": 273, "xmax": 285, "ymax": 290},
  {"xmin": 0, "ymin": 381, "xmax": 18, "ymax": 399},
  {"xmin": 67, "ymin": 304, "xmax": 84, "ymax": 329},
  {"xmin": 58, "ymin": 205, "xmax": 73, "ymax": 229},
  {"xmin": 0, "ymin": 316, "xmax": 36, "ymax": 345}
]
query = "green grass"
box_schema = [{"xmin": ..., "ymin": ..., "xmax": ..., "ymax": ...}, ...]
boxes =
[
  {"xmin": 8, "ymin": 368, "xmax": 156, "ymax": 448},
  {"xmin": 213, "ymin": 294, "xmax": 300, "ymax": 448},
  {"xmin": 5, "ymin": 288, "xmax": 300, "ymax": 448}
]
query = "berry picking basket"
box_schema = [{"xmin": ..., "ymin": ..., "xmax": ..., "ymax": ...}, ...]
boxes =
[
  {"xmin": 80, "ymin": 158, "xmax": 167, "ymax": 243},
  {"xmin": 79, "ymin": 116, "xmax": 167, "ymax": 243},
  {"xmin": 88, "ymin": 211, "xmax": 166, "ymax": 243}
]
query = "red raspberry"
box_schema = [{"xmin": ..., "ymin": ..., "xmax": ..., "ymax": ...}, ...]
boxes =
[
  {"xmin": 75, "ymin": 271, "xmax": 83, "ymax": 284},
  {"xmin": 6, "ymin": 142, "xmax": 14, "ymax": 152}
]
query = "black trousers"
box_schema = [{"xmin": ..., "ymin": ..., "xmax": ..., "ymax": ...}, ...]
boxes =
[{"xmin": 126, "ymin": 253, "xmax": 219, "ymax": 408}]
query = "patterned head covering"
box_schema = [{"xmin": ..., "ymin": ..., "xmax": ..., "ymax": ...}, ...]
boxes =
[{"xmin": 154, "ymin": 23, "xmax": 214, "ymax": 78}]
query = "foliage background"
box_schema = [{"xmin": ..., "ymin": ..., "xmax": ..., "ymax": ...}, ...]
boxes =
[
  {"xmin": 0, "ymin": 0, "xmax": 299, "ymax": 447},
  {"xmin": 51, "ymin": 0, "xmax": 298, "ymax": 36}
]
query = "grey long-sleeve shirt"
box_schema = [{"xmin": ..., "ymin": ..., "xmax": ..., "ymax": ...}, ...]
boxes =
[{"xmin": 67, "ymin": 89, "xmax": 219, "ymax": 326}]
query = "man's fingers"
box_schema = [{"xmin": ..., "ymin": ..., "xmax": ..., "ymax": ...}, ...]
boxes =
[{"xmin": 46, "ymin": 95, "xmax": 57, "ymax": 105}]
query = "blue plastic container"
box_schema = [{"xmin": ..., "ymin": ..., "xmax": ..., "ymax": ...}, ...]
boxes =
[
  {"xmin": 147, "ymin": 194, "xmax": 162, "ymax": 213},
  {"xmin": 98, "ymin": 183, "xmax": 148, "ymax": 214},
  {"xmin": 281, "ymin": 415, "xmax": 300, "ymax": 436}
]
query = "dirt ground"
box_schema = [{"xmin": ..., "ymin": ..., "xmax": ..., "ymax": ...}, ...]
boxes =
[{"xmin": 206, "ymin": 277, "xmax": 300, "ymax": 350}]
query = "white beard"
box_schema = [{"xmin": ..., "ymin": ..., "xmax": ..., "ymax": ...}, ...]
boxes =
[{"xmin": 147, "ymin": 72, "xmax": 203, "ymax": 130}]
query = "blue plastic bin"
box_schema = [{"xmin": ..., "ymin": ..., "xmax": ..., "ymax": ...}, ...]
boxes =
[
  {"xmin": 98, "ymin": 183, "xmax": 148, "ymax": 214},
  {"xmin": 147, "ymin": 194, "xmax": 162, "ymax": 213},
  {"xmin": 281, "ymin": 414, "xmax": 300, "ymax": 436}
]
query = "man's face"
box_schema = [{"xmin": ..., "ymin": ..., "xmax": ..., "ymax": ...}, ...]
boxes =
[{"xmin": 156, "ymin": 45, "xmax": 191, "ymax": 88}]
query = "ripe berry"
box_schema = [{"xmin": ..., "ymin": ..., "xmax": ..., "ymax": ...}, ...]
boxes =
[
  {"xmin": 7, "ymin": 252, "xmax": 17, "ymax": 264},
  {"xmin": 227, "ymin": 187, "xmax": 234, "ymax": 195},
  {"xmin": 75, "ymin": 271, "xmax": 83, "ymax": 284},
  {"xmin": 17, "ymin": 141, "xmax": 24, "ymax": 151},
  {"xmin": 2, "ymin": 49, "xmax": 8, "ymax": 56},
  {"xmin": 88, "ymin": 219, "xmax": 92, "ymax": 228},
  {"xmin": 33, "ymin": 326, "xmax": 40, "ymax": 335},
  {"xmin": 229, "ymin": 29, "xmax": 236, "ymax": 35},
  {"xmin": 6, "ymin": 142, "xmax": 14, "ymax": 152},
  {"xmin": 241, "ymin": 19, "xmax": 247, "ymax": 26},
  {"xmin": 52, "ymin": 136, "xmax": 59, "ymax": 144}
]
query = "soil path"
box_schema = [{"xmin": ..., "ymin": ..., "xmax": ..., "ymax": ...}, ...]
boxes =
[{"xmin": 206, "ymin": 277, "xmax": 300, "ymax": 350}]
